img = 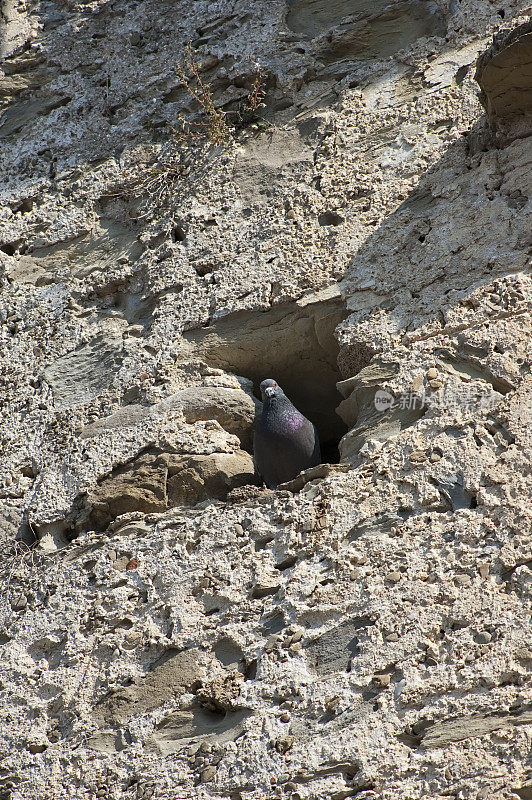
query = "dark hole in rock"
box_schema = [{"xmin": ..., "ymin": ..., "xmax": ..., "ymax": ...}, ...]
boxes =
[
  {"xmin": 254, "ymin": 534, "xmax": 275, "ymax": 551},
  {"xmin": 0, "ymin": 242, "xmax": 17, "ymax": 255},
  {"xmin": 318, "ymin": 210, "xmax": 345, "ymax": 226},
  {"xmin": 10, "ymin": 197, "xmax": 34, "ymax": 213},
  {"xmin": 251, "ymin": 583, "xmax": 280, "ymax": 599},
  {"xmin": 171, "ymin": 225, "xmax": 186, "ymax": 242},
  {"xmin": 181, "ymin": 289, "xmax": 350, "ymax": 465},
  {"xmin": 244, "ymin": 658, "xmax": 257, "ymax": 680},
  {"xmin": 455, "ymin": 64, "xmax": 469, "ymax": 85},
  {"xmin": 193, "ymin": 261, "xmax": 216, "ymax": 276},
  {"xmin": 20, "ymin": 461, "xmax": 37, "ymax": 478},
  {"xmin": 275, "ymin": 555, "xmax": 298, "ymax": 571},
  {"xmin": 148, "ymin": 707, "xmax": 253, "ymax": 754}
]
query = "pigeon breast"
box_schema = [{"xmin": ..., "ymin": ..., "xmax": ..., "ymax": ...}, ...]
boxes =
[{"xmin": 254, "ymin": 391, "xmax": 320, "ymax": 489}]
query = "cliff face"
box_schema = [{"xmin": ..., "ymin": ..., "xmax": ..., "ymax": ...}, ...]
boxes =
[{"xmin": 1, "ymin": 2, "xmax": 531, "ymax": 799}]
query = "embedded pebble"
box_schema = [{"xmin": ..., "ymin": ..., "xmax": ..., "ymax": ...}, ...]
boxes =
[
  {"xmin": 265, "ymin": 635, "xmax": 280, "ymax": 652},
  {"xmin": 200, "ymin": 767, "xmax": 217, "ymax": 783},
  {"xmin": 275, "ymin": 736, "xmax": 294, "ymax": 754},
  {"xmin": 373, "ymin": 673, "xmax": 391, "ymax": 688},
  {"xmin": 10, "ymin": 594, "xmax": 28, "ymax": 611},
  {"xmin": 386, "ymin": 571, "xmax": 401, "ymax": 584}
]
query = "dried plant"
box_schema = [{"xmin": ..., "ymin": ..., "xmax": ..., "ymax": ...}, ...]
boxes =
[
  {"xmin": 174, "ymin": 46, "xmax": 232, "ymax": 146},
  {"xmin": 102, "ymin": 50, "xmax": 267, "ymax": 212},
  {"xmin": 107, "ymin": 139, "xmax": 208, "ymax": 209},
  {"xmin": 0, "ymin": 538, "xmax": 58, "ymax": 605},
  {"xmin": 234, "ymin": 74, "xmax": 267, "ymax": 127}
]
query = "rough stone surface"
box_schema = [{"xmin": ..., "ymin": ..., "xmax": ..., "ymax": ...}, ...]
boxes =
[
  {"xmin": 1, "ymin": 1, "xmax": 531, "ymax": 799},
  {"xmin": 476, "ymin": 18, "xmax": 532, "ymax": 138}
]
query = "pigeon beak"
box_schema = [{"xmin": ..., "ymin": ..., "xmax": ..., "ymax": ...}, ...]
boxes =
[{"xmin": 264, "ymin": 387, "xmax": 275, "ymax": 398}]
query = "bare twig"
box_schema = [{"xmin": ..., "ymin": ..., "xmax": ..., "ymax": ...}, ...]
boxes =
[{"xmin": 0, "ymin": 538, "xmax": 58, "ymax": 601}]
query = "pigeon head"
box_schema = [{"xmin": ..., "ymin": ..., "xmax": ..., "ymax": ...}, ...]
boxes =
[{"xmin": 260, "ymin": 379, "xmax": 284, "ymax": 401}]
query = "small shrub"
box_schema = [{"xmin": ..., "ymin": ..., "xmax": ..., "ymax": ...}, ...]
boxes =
[
  {"xmin": 103, "ymin": 49, "xmax": 267, "ymax": 211},
  {"xmin": 174, "ymin": 46, "xmax": 232, "ymax": 146},
  {"xmin": 226, "ymin": 74, "xmax": 267, "ymax": 130},
  {"xmin": 175, "ymin": 48, "xmax": 267, "ymax": 141}
]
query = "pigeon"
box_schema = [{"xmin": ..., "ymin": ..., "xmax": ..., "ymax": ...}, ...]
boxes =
[{"xmin": 254, "ymin": 379, "xmax": 321, "ymax": 489}]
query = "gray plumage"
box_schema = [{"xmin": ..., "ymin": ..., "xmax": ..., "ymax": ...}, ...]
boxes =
[{"xmin": 254, "ymin": 379, "xmax": 321, "ymax": 489}]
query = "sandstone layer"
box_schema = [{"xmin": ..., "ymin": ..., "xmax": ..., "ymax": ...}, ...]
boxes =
[{"xmin": 1, "ymin": 1, "xmax": 531, "ymax": 799}]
